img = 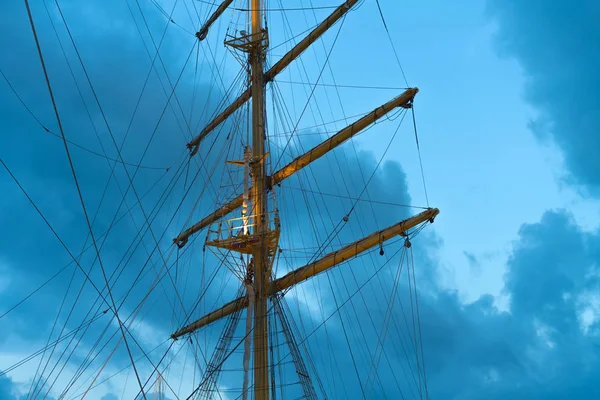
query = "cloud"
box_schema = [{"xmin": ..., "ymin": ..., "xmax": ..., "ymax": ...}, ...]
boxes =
[
  {"xmin": 487, "ymin": 0, "xmax": 600, "ymax": 192},
  {"xmin": 0, "ymin": 376, "xmax": 19, "ymax": 400},
  {"xmin": 418, "ymin": 209, "xmax": 600, "ymax": 399},
  {"xmin": 0, "ymin": 373, "xmax": 57, "ymax": 400}
]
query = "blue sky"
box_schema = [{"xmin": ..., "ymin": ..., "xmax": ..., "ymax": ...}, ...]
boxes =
[{"xmin": 1, "ymin": 0, "xmax": 599, "ymax": 399}]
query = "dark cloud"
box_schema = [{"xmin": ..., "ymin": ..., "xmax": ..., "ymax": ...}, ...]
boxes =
[
  {"xmin": 0, "ymin": 376, "xmax": 17, "ymax": 400},
  {"xmin": 99, "ymin": 394, "xmax": 118, "ymax": 400},
  {"xmin": 0, "ymin": 0, "xmax": 235, "ymax": 395},
  {"xmin": 487, "ymin": 0, "xmax": 600, "ymax": 192},
  {"xmin": 419, "ymin": 209, "xmax": 600, "ymax": 399},
  {"xmin": 463, "ymin": 250, "xmax": 482, "ymax": 276},
  {"xmin": 0, "ymin": 374, "xmax": 57, "ymax": 400}
]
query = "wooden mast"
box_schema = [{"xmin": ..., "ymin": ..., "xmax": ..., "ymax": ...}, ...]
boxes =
[
  {"xmin": 170, "ymin": 0, "xmax": 439, "ymax": 397},
  {"xmin": 249, "ymin": 0, "xmax": 270, "ymax": 397}
]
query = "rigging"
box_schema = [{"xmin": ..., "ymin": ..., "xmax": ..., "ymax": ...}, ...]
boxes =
[{"xmin": 3, "ymin": 0, "xmax": 440, "ymax": 397}]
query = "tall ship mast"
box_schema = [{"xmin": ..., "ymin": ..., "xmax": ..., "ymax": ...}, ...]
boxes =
[
  {"xmin": 170, "ymin": 0, "xmax": 438, "ymax": 398},
  {"xmin": 1, "ymin": 0, "xmax": 439, "ymax": 398}
]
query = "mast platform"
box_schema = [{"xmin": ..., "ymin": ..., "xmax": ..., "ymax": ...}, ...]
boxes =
[
  {"xmin": 224, "ymin": 29, "xmax": 269, "ymax": 53},
  {"xmin": 205, "ymin": 212, "xmax": 280, "ymax": 256}
]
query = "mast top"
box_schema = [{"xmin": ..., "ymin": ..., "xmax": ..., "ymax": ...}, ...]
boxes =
[{"xmin": 185, "ymin": 0, "xmax": 360, "ymax": 156}]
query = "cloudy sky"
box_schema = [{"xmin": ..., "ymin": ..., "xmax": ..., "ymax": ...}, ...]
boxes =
[{"xmin": 1, "ymin": 0, "xmax": 599, "ymax": 399}]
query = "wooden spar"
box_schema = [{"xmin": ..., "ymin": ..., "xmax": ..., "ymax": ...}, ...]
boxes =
[
  {"xmin": 174, "ymin": 196, "xmax": 243, "ymax": 247},
  {"xmin": 263, "ymin": 0, "xmax": 357, "ymax": 83},
  {"xmin": 170, "ymin": 207, "xmax": 439, "ymax": 338},
  {"xmin": 171, "ymin": 297, "xmax": 249, "ymax": 338},
  {"xmin": 195, "ymin": 0, "xmax": 235, "ymax": 41},
  {"xmin": 270, "ymin": 88, "xmax": 418, "ymax": 184},
  {"xmin": 186, "ymin": 0, "xmax": 359, "ymax": 156},
  {"xmin": 173, "ymin": 88, "xmax": 418, "ymax": 248}
]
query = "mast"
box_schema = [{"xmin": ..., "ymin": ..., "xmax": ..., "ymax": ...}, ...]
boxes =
[
  {"xmin": 249, "ymin": 0, "xmax": 270, "ymax": 395},
  {"xmin": 169, "ymin": 0, "xmax": 439, "ymax": 397}
]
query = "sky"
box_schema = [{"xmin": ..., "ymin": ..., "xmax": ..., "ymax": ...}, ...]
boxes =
[{"xmin": 1, "ymin": 0, "xmax": 599, "ymax": 399}]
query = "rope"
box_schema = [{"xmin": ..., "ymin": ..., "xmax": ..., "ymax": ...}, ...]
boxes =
[
  {"xmin": 412, "ymin": 105, "xmax": 430, "ymax": 207},
  {"xmin": 374, "ymin": 0, "xmax": 409, "ymax": 86},
  {"xmin": 23, "ymin": 2, "xmax": 147, "ymax": 396}
]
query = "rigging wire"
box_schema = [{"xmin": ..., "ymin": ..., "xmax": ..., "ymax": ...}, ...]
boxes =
[
  {"xmin": 83, "ymin": 127, "xmax": 234, "ymax": 397},
  {"xmin": 304, "ymin": 0, "xmax": 379, "ymax": 246},
  {"xmin": 0, "ymin": 154, "xmax": 167, "ymax": 395},
  {"xmin": 23, "ymin": 1, "xmax": 201, "ymax": 394},
  {"xmin": 272, "ymin": 12, "xmax": 347, "ymax": 170},
  {"xmin": 210, "ymin": 1, "xmax": 428, "ymax": 395},
  {"xmin": 29, "ymin": 32, "xmax": 209, "ymax": 400},
  {"xmin": 72, "ymin": 166, "xmax": 202, "ymax": 397},
  {"xmin": 219, "ymin": 3, "xmax": 422, "ymax": 394},
  {"xmin": 272, "ymin": 57, "xmax": 422, "ymax": 392},
  {"xmin": 270, "ymin": 28, "xmax": 343, "ymax": 391},
  {"xmin": 364, "ymin": 250, "xmax": 407, "ymax": 399},
  {"xmin": 406, "ymin": 242, "xmax": 423, "ymax": 398},
  {"xmin": 282, "ymin": 184, "xmax": 428, "ymax": 209},
  {"xmin": 0, "ymin": 162, "xmax": 174, "ymax": 323},
  {"xmin": 0, "ymin": 310, "xmax": 108, "ymax": 378},
  {"xmin": 410, "ymin": 246, "xmax": 430, "ymax": 399},
  {"xmin": 49, "ymin": 0, "xmax": 207, "ymax": 359},
  {"xmin": 304, "ymin": 111, "xmax": 407, "ymax": 267},
  {"xmin": 132, "ymin": 0, "xmax": 195, "ymax": 137},
  {"xmin": 133, "ymin": 0, "xmax": 238, "ymax": 225},
  {"xmin": 268, "ymin": 7, "xmax": 399, "ymax": 390},
  {"xmin": 412, "ymin": 104, "xmax": 430, "ymax": 207},
  {"xmin": 272, "ymin": 109, "xmax": 370, "ymax": 136},
  {"xmin": 275, "ymin": 79, "xmax": 407, "ymax": 90},
  {"xmin": 297, "ymin": 18, "xmax": 410, "ymax": 376},
  {"xmin": 125, "ymin": 242, "xmax": 226, "ymax": 399},
  {"xmin": 27, "ymin": 0, "xmax": 185, "ymax": 391},
  {"xmin": 27, "ymin": 250, "xmax": 82, "ymax": 399},
  {"xmin": 124, "ymin": 0, "xmax": 194, "ymax": 143},
  {"xmin": 149, "ymin": 0, "xmax": 197, "ymax": 35},
  {"xmin": 42, "ymin": 0, "xmax": 192, "ymax": 360},
  {"xmin": 63, "ymin": 209, "xmax": 188, "ymax": 398},
  {"xmin": 180, "ymin": 236, "xmax": 426, "ymax": 399},
  {"xmin": 68, "ymin": 338, "xmax": 174, "ymax": 398},
  {"xmin": 26, "ymin": 13, "xmax": 193, "ymax": 389},
  {"xmin": 0, "ymin": 67, "xmax": 168, "ymax": 171},
  {"xmin": 60, "ymin": 158, "xmax": 189, "ymax": 378},
  {"xmin": 374, "ymin": 0, "xmax": 409, "ymax": 87},
  {"xmin": 271, "ymin": 85, "xmax": 350, "ymax": 395},
  {"xmin": 324, "ymin": 262, "xmax": 367, "ymax": 398},
  {"xmin": 269, "ymin": 22, "xmax": 319, "ymax": 52},
  {"xmin": 0, "ymin": 262, "xmax": 69, "ymax": 320},
  {"xmin": 22, "ymin": 1, "xmax": 147, "ymax": 397},
  {"xmin": 346, "ymin": 110, "xmax": 408, "ymax": 214},
  {"xmin": 274, "ymin": 244, "xmax": 408, "ymax": 366}
]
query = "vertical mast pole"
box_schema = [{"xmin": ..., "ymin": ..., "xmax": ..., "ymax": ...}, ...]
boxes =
[{"xmin": 250, "ymin": 0, "xmax": 269, "ymax": 397}]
